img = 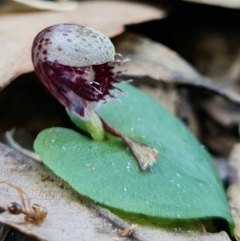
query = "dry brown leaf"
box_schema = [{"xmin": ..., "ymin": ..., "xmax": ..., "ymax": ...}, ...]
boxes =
[
  {"xmin": 13, "ymin": 0, "xmax": 79, "ymax": 11},
  {"xmin": 193, "ymin": 31, "xmax": 240, "ymax": 83},
  {"xmin": 113, "ymin": 32, "xmax": 240, "ymax": 105},
  {"xmin": 204, "ymin": 131, "xmax": 237, "ymax": 157},
  {"xmin": 0, "ymin": 143, "xmax": 232, "ymax": 241},
  {"xmin": 0, "ymin": 0, "xmax": 78, "ymax": 13},
  {"xmin": 0, "ymin": 1, "xmax": 165, "ymax": 90},
  {"xmin": 182, "ymin": 0, "xmax": 240, "ymax": 9},
  {"xmin": 201, "ymin": 96, "xmax": 240, "ymax": 128},
  {"xmin": 228, "ymin": 143, "xmax": 240, "ymax": 241},
  {"xmin": 113, "ymin": 33, "xmax": 203, "ymax": 83}
]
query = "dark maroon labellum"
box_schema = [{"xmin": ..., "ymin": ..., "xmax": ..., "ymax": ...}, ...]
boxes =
[{"xmin": 32, "ymin": 23, "xmax": 123, "ymax": 119}]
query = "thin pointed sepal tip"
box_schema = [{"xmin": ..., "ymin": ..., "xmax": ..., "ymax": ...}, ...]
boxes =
[
  {"xmin": 138, "ymin": 146, "xmax": 158, "ymax": 171},
  {"xmin": 122, "ymin": 136, "xmax": 158, "ymax": 171}
]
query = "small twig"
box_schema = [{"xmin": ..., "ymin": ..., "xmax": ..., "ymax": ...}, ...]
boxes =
[
  {"xmin": 118, "ymin": 224, "xmax": 138, "ymax": 237},
  {"xmin": 93, "ymin": 205, "xmax": 151, "ymax": 241},
  {"xmin": 4, "ymin": 128, "xmax": 41, "ymax": 162}
]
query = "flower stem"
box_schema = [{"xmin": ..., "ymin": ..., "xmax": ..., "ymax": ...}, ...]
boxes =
[{"xmin": 85, "ymin": 111, "xmax": 105, "ymax": 141}]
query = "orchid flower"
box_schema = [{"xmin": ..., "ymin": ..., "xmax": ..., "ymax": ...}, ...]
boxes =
[{"xmin": 32, "ymin": 23, "xmax": 158, "ymax": 171}]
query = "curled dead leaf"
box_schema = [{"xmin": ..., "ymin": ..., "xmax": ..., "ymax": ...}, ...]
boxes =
[
  {"xmin": 113, "ymin": 32, "xmax": 240, "ymax": 105},
  {"xmin": 201, "ymin": 96, "xmax": 240, "ymax": 128}
]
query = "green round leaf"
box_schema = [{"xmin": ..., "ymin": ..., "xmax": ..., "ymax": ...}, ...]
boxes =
[{"xmin": 34, "ymin": 83, "xmax": 234, "ymax": 232}]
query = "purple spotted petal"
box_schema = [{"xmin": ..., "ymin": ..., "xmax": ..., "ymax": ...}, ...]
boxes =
[{"xmin": 32, "ymin": 23, "xmax": 122, "ymax": 119}]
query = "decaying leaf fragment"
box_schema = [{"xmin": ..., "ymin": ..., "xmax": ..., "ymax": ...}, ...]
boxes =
[{"xmin": 118, "ymin": 224, "xmax": 137, "ymax": 237}]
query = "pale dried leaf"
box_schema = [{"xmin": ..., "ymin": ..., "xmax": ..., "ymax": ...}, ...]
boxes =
[
  {"xmin": 113, "ymin": 32, "xmax": 240, "ymax": 105},
  {"xmin": 95, "ymin": 206, "xmax": 231, "ymax": 241},
  {"xmin": 228, "ymin": 143, "xmax": 240, "ymax": 241},
  {"xmin": 13, "ymin": 0, "xmax": 79, "ymax": 11},
  {"xmin": 0, "ymin": 1, "xmax": 165, "ymax": 90},
  {"xmin": 182, "ymin": 0, "xmax": 240, "ymax": 9},
  {"xmin": 137, "ymin": 227, "xmax": 231, "ymax": 241}
]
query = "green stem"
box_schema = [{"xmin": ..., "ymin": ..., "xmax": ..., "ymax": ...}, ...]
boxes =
[{"xmin": 85, "ymin": 111, "xmax": 105, "ymax": 141}]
